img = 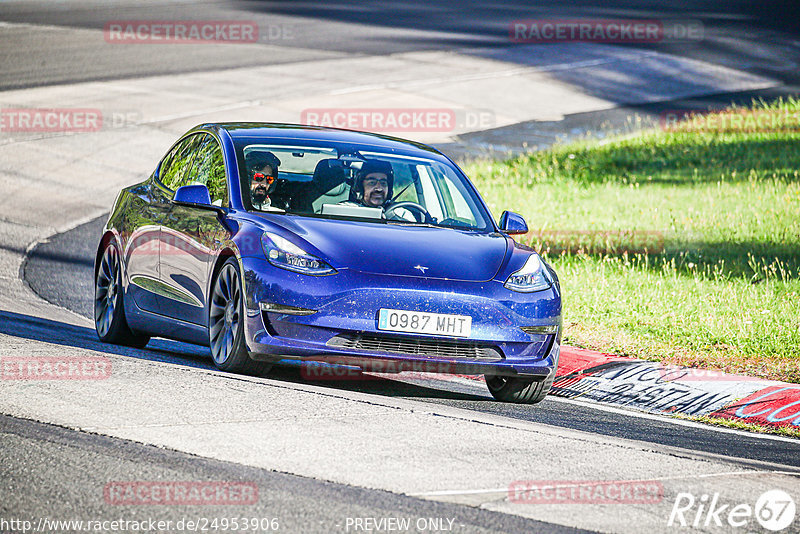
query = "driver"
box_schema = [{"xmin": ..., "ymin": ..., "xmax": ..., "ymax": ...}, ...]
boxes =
[
  {"xmin": 245, "ymin": 151, "xmax": 281, "ymax": 210},
  {"xmin": 346, "ymin": 159, "xmax": 421, "ymax": 222},
  {"xmin": 352, "ymin": 159, "xmax": 394, "ymax": 208}
]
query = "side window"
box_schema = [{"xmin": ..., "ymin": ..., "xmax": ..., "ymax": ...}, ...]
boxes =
[
  {"xmin": 187, "ymin": 134, "xmax": 228, "ymax": 207},
  {"xmin": 159, "ymin": 134, "xmax": 202, "ymax": 190}
]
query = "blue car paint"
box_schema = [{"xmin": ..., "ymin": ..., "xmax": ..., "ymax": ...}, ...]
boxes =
[{"xmin": 100, "ymin": 123, "xmax": 562, "ymax": 379}]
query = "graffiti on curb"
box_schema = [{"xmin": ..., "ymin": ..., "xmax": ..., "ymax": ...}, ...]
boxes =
[{"xmin": 552, "ymin": 361, "xmax": 775, "ymax": 420}]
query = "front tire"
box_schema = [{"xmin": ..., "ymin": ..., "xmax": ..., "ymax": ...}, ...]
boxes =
[
  {"xmin": 485, "ymin": 373, "xmax": 553, "ymax": 404},
  {"xmin": 209, "ymin": 258, "xmax": 269, "ymax": 375},
  {"xmin": 94, "ymin": 241, "xmax": 150, "ymax": 348}
]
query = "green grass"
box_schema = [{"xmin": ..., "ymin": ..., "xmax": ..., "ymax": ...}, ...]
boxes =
[
  {"xmin": 465, "ymin": 98, "xmax": 800, "ymax": 382},
  {"xmin": 674, "ymin": 414, "xmax": 800, "ymax": 439}
]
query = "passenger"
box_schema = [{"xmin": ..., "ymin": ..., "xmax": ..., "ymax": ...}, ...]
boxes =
[{"xmin": 245, "ymin": 151, "xmax": 281, "ymax": 210}]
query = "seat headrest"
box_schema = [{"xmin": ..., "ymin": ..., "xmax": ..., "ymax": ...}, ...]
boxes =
[{"xmin": 313, "ymin": 159, "xmax": 346, "ymax": 191}]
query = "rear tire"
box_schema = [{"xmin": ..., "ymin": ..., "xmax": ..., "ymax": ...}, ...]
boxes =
[
  {"xmin": 485, "ymin": 372, "xmax": 554, "ymax": 404},
  {"xmin": 94, "ymin": 241, "xmax": 150, "ymax": 349},
  {"xmin": 208, "ymin": 258, "xmax": 270, "ymax": 375}
]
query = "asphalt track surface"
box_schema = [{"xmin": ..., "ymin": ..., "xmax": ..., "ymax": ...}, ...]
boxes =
[
  {"xmin": 1, "ymin": 415, "xmax": 587, "ymax": 534},
  {"xmin": 6, "ymin": 1, "xmax": 800, "ymax": 531},
  {"xmin": 3, "ymin": 0, "xmax": 800, "ymax": 161},
  {"xmin": 2, "ymin": 0, "xmax": 800, "ymax": 91},
  {"xmin": 24, "ymin": 215, "xmax": 800, "ymax": 469}
]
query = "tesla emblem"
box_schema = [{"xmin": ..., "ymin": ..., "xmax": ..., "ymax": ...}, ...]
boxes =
[{"xmin": 414, "ymin": 265, "xmax": 429, "ymax": 274}]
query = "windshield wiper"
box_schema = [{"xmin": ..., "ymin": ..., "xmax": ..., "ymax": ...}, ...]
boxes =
[
  {"xmin": 438, "ymin": 222, "xmax": 477, "ymax": 230},
  {"xmin": 253, "ymin": 207, "xmax": 286, "ymax": 214},
  {"xmin": 386, "ymin": 220, "xmax": 439, "ymax": 228}
]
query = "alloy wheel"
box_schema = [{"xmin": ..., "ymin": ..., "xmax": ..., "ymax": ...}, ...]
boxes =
[
  {"xmin": 209, "ymin": 263, "xmax": 241, "ymax": 365},
  {"xmin": 94, "ymin": 245, "xmax": 119, "ymax": 338}
]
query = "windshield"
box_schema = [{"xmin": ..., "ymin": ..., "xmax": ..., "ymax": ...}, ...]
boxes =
[{"xmin": 236, "ymin": 143, "xmax": 493, "ymax": 231}]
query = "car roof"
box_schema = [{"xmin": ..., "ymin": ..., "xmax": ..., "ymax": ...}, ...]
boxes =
[{"xmin": 192, "ymin": 122, "xmax": 451, "ymax": 162}]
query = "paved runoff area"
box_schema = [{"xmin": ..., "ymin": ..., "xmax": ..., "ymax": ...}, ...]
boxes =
[{"xmin": 1, "ymin": 30, "xmax": 799, "ymax": 534}]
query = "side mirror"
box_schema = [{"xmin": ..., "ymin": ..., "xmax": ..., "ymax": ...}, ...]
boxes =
[
  {"xmin": 499, "ymin": 211, "xmax": 528, "ymax": 235},
  {"xmin": 172, "ymin": 184, "xmax": 224, "ymax": 214}
]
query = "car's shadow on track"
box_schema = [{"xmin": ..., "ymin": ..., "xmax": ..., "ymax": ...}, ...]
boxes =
[
  {"xmin": 266, "ymin": 365, "xmax": 491, "ymax": 402},
  {"xmin": 0, "ymin": 310, "xmax": 490, "ymax": 402},
  {"xmin": 0, "ymin": 310, "xmax": 215, "ymax": 369}
]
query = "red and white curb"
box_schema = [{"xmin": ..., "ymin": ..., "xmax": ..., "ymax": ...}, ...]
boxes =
[
  {"xmin": 299, "ymin": 345, "xmax": 799, "ymax": 430},
  {"xmin": 552, "ymin": 346, "xmax": 800, "ymax": 430}
]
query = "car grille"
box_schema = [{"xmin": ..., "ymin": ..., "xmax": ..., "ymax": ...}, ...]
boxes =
[{"xmin": 327, "ymin": 333, "xmax": 503, "ymax": 361}]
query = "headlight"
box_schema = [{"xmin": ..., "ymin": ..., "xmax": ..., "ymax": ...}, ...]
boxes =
[
  {"xmin": 261, "ymin": 232, "xmax": 336, "ymax": 276},
  {"xmin": 504, "ymin": 254, "xmax": 552, "ymax": 292}
]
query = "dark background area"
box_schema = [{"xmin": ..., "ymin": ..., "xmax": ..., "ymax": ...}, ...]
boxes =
[{"xmin": 2, "ymin": 0, "xmax": 800, "ymax": 89}]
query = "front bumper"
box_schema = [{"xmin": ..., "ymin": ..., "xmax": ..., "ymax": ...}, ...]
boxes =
[{"xmin": 239, "ymin": 256, "xmax": 562, "ymax": 377}]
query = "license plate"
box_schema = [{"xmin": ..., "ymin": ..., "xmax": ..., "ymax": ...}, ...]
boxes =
[{"xmin": 377, "ymin": 309, "xmax": 472, "ymax": 338}]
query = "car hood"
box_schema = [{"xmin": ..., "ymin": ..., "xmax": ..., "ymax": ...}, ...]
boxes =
[{"xmin": 265, "ymin": 216, "xmax": 509, "ymax": 282}]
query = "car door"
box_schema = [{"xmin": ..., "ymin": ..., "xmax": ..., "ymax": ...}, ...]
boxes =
[
  {"xmin": 159, "ymin": 133, "xmax": 229, "ymax": 326},
  {"xmin": 125, "ymin": 134, "xmax": 200, "ymax": 315}
]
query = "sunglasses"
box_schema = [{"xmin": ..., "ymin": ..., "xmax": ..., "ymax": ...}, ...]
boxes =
[{"xmin": 252, "ymin": 172, "xmax": 275, "ymax": 184}]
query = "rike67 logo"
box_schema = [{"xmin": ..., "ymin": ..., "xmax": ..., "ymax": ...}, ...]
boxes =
[{"xmin": 668, "ymin": 490, "xmax": 796, "ymax": 531}]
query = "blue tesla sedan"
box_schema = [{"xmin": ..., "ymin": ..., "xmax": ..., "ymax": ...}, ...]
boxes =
[{"xmin": 94, "ymin": 123, "xmax": 561, "ymax": 403}]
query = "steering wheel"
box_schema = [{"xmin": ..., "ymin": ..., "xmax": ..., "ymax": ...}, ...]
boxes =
[{"xmin": 384, "ymin": 201, "xmax": 433, "ymax": 224}]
